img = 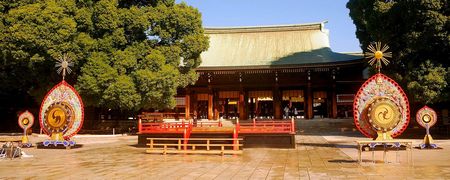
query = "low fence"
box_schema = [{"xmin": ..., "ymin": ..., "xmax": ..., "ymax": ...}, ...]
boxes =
[{"xmin": 236, "ymin": 119, "xmax": 295, "ymax": 134}]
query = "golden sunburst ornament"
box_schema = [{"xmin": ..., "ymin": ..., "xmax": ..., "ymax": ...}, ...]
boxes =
[
  {"xmin": 55, "ymin": 53, "xmax": 74, "ymax": 80},
  {"xmin": 365, "ymin": 42, "xmax": 392, "ymax": 72}
]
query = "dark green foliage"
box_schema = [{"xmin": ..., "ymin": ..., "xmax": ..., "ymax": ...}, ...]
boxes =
[
  {"xmin": 347, "ymin": 0, "xmax": 449, "ymax": 104},
  {"xmin": 0, "ymin": 0, "xmax": 209, "ymax": 112}
]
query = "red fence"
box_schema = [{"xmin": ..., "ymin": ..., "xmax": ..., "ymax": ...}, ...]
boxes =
[
  {"xmin": 138, "ymin": 118, "xmax": 295, "ymax": 150},
  {"xmin": 139, "ymin": 118, "xmax": 295, "ymax": 135},
  {"xmin": 139, "ymin": 121, "xmax": 190, "ymax": 134},
  {"xmin": 236, "ymin": 119, "xmax": 295, "ymax": 134}
]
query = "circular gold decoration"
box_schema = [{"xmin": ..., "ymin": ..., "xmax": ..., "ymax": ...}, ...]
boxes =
[
  {"xmin": 374, "ymin": 51, "xmax": 383, "ymax": 59},
  {"xmin": 22, "ymin": 118, "xmax": 29, "ymax": 125},
  {"xmin": 416, "ymin": 106, "xmax": 437, "ymax": 128},
  {"xmin": 43, "ymin": 102, "xmax": 74, "ymax": 133},
  {"xmin": 18, "ymin": 110, "xmax": 34, "ymax": 130},
  {"xmin": 47, "ymin": 106, "xmax": 67, "ymax": 128},
  {"xmin": 367, "ymin": 97, "xmax": 401, "ymax": 131},
  {"xmin": 422, "ymin": 114, "xmax": 431, "ymax": 123}
]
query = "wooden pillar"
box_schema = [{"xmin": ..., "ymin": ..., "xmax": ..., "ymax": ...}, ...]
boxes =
[
  {"xmin": 331, "ymin": 84, "xmax": 337, "ymax": 119},
  {"xmin": 244, "ymin": 90, "xmax": 249, "ymax": 120},
  {"xmin": 239, "ymin": 90, "xmax": 245, "ymax": 120},
  {"xmin": 255, "ymin": 99, "xmax": 259, "ymax": 118},
  {"xmin": 273, "ymin": 87, "xmax": 282, "ymax": 119},
  {"xmin": 208, "ymin": 92, "xmax": 213, "ymax": 120},
  {"xmin": 191, "ymin": 92, "xmax": 198, "ymax": 119},
  {"xmin": 306, "ymin": 82, "xmax": 313, "ymax": 119},
  {"xmin": 213, "ymin": 91, "xmax": 219, "ymax": 120},
  {"xmin": 224, "ymin": 99, "xmax": 229, "ymax": 119},
  {"xmin": 238, "ymin": 89, "xmax": 248, "ymax": 120},
  {"xmin": 185, "ymin": 91, "xmax": 190, "ymax": 120}
]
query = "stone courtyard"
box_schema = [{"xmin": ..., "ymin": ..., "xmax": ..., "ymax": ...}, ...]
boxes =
[{"xmin": 1, "ymin": 119, "xmax": 450, "ymax": 179}]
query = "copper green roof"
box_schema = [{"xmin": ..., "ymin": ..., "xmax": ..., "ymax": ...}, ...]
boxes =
[{"xmin": 198, "ymin": 21, "xmax": 363, "ymax": 69}]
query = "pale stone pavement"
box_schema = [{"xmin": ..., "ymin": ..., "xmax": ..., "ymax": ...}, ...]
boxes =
[{"xmin": 1, "ymin": 118, "xmax": 450, "ymax": 179}]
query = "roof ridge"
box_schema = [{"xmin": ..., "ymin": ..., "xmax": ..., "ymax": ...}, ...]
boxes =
[{"xmin": 205, "ymin": 21, "xmax": 328, "ymax": 34}]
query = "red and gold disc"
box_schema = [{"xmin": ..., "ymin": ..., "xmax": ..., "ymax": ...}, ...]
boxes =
[
  {"xmin": 416, "ymin": 106, "xmax": 437, "ymax": 128},
  {"xmin": 39, "ymin": 80, "xmax": 84, "ymax": 139},
  {"xmin": 353, "ymin": 73, "xmax": 410, "ymax": 138},
  {"xmin": 18, "ymin": 110, "xmax": 34, "ymax": 130}
]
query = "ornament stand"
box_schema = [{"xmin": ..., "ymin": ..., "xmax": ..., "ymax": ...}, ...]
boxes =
[
  {"xmin": 353, "ymin": 42, "xmax": 411, "ymax": 164},
  {"xmin": 42, "ymin": 132, "xmax": 76, "ymax": 147},
  {"xmin": 18, "ymin": 111, "xmax": 35, "ymax": 148},
  {"xmin": 20, "ymin": 127, "xmax": 32, "ymax": 148},
  {"xmin": 38, "ymin": 53, "xmax": 83, "ymax": 149}
]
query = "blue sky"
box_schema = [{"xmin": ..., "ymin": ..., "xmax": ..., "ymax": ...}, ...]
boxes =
[{"xmin": 179, "ymin": 0, "xmax": 362, "ymax": 52}]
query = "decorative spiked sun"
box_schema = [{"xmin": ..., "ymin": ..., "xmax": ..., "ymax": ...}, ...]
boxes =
[
  {"xmin": 55, "ymin": 53, "xmax": 74, "ymax": 80},
  {"xmin": 365, "ymin": 42, "xmax": 392, "ymax": 72}
]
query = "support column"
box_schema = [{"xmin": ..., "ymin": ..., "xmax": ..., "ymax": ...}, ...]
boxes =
[
  {"xmin": 273, "ymin": 87, "xmax": 282, "ymax": 119},
  {"xmin": 306, "ymin": 82, "xmax": 313, "ymax": 119},
  {"xmin": 239, "ymin": 90, "xmax": 245, "ymax": 120},
  {"xmin": 331, "ymin": 69, "xmax": 337, "ymax": 119},
  {"xmin": 191, "ymin": 92, "xmax": 198, "ymax": 120},
  {"xmin": 213, "ymin": 91, "xmax": 219, "ymax": 120},
  {"xmin": 208, "ymin": 92, "xmax": 213, "ymax": 120},
  {"xmin": 331, "ymin": 84, "xmax": 337, "ymax": 119},
  {"xmin": 185, "ymin": 91, "xmax": 190, "ymax": 120},
  {"xmin": 238, "ymin": 89, "xmax": 248, "ymax": 120},
  {"xmin": 244, "ymin": 90, "xmax": 249, "ymax": 120}
]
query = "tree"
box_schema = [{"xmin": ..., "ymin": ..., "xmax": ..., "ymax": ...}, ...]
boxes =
[
  {"xmin": 347, "ymin": 0, "xmax": 449, "ymax": 105},
  {"xmin": 0, "ymin": 0, "xmax": 209, "ymax": 114}
]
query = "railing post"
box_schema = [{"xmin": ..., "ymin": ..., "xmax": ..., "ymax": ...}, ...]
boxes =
[
  {"xmin": 233, "ymin": 128, "xmax": 238, "ymax": 151},
  {"xmin": 138, "ymin": 118, "xmax": 142, "ymax": 133},
  {"xmin": 291, "ymin": 118, "xmax": 295, "ymax": 133},
  {"xmin": 236, "ymin": 118, "xmax": 240, "ymax": 132},
  {"xmin": 219, "ymin": 119, "xmax": 222, "ymax": 127},
  {"xmin": 253, "ymin": 118, "xmax": 256, "ymax": 127},
  {"xmin": 183, "ymin": 128, "xmax": 187, "ymax": 151}
]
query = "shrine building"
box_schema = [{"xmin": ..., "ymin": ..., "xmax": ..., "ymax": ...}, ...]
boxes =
[{"xmin": 176, "ymin": 22, "xmax": 366, "ymax": 120}]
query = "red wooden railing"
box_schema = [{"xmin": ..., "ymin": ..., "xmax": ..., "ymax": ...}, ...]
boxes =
[
  {"xmin": 194, "ymin": 120, "xmax": 223, "ymax": 127},
  {"xmin": 236, "ymin": 118, "xmax": 295, "ymax": 134},
  {"xmin": 139, "ymin": 119, "xmax": 191, "ymax": 134},
  {"xmin": 139, "ymin": 118, "xmax": 295, "ymax": 150},
  {"xmin": 139, "ymin": 118, "xmax": 294, "ymax": 134}
]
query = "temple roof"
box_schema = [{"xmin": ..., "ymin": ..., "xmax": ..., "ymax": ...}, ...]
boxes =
[{"xmin": 198, "ymin": 21, "xmax": 363, "ymax": 70}]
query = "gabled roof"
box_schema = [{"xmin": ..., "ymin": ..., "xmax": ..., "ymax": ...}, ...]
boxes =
[{"xmin": 198, "ymin": 21, "xmax": 363, "ymax": 70}]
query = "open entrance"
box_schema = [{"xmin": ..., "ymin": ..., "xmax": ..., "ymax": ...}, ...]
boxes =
[
  {"xmin": 313, "ymin": 91, "xmax": 328, "ymax": 118},
  {"xmin": 218, "ymin": 91, "xmax": 240, "ymax": 119},
  {"xmin": 248, "ymin": 91, "xmax": 273, "ymax": 119},
  {"xmin": 282, "ymin": 90, "xmax": 305, "ymax": 119},
  {"xmin": 196, "ymin": 94, "xmax": 208, "ymax": 119},
  {"xmin": 337, "ymin": 94, "xmax": 354, "ymax": 118}
]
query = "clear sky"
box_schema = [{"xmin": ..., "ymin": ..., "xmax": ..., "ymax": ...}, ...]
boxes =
[{"xmin": 179, "ymin": 0, "xmax": 362, "ymax": 53}]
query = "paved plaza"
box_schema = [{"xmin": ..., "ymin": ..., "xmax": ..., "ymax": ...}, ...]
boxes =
[{"xmin": 1, "ymin": 119, "xmax": 450, "ymax": 179}]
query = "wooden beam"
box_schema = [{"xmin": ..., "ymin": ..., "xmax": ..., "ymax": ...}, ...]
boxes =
[
  {"xmin": 273, "ymin": 87, "xmax": 282, "ymax": 119},
  {"xmin": 185, "ymin": 93, "xmax": 190, "ymax": 120},
  {"xmin": 213, "ymin": 91, "xmax": 219, "ymax": 120},
  {"xmin": 238, "ymin": 89, "xmax": 248, "ymax": 120},
  {"xmin": 208, "ymin": 92, "xmax": 213, "ymax": 120},
  {"xmin": 306, "ymin": 82, "xmax": 313, "ymax": 119},
  {"xmin": 331, "ymin": 84, "xmax": 337, "ymax": 119}
]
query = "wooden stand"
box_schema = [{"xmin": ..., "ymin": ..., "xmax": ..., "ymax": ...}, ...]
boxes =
[{"xmin": 356, "ymin": 140, "xmax": 413, "ymax": 164}]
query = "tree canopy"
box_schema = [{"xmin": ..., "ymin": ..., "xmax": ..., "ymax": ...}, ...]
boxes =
[
  {"xmin": 347, "ymin": 0, "xmax": 449, "ymax": 105},
  {"xmin": 0, "ymin": 0, "xmax": 209, "ymax": 112}
]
